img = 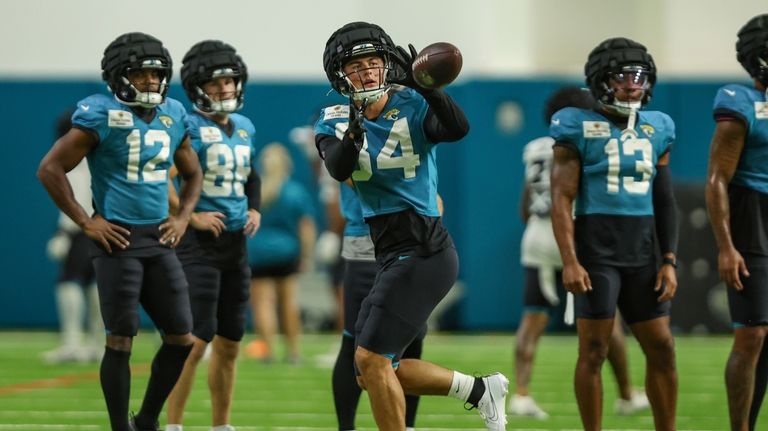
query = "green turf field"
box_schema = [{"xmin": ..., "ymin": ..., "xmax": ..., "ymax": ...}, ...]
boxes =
[{"xmin": 0, "ymin": 331, "xmax": 758, "ymax": 430}]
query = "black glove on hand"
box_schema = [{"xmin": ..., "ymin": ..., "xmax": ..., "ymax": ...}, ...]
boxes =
[
  {"xmin": 344, "ymin": 103, "xmax": 365, "ymax": 150},
  {"xmin": 390, "ymin": 44, "xmax": 430, "ymax": 93}
]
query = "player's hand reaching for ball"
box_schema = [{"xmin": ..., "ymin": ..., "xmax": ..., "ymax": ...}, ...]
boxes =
[
  {"xmin": 390, "ymin": 44, "xmax": 425, "ymax": 92},
  {"xmin": 83, "ymin": 214, "xmax": 130, "ymax": 253}
]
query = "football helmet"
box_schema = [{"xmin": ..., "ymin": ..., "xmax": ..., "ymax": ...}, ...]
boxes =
[
  {"xmin": 181, "ymin": 40, "xmax": 248, "ymax": 114},
  {"xmin": 101, "ymin": 32, "xmax": 172, "ymax": 108},
  {"xmin": 737, "ymin": 14, "xmax": 768, "ymax": 87},
  {"xmin": 323, "ymin": 22, "xmax": 400, "ymax": 103},
  {"xmin": 585, "ymin": 37, "xmax": 656, "ymax": 116}
]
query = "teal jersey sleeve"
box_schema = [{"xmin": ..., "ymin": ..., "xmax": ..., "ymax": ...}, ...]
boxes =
[
  {"xmin": 550, "ymin": 107, "xmax": 586, "ymax": 153},
  {"xmin": 713, "ymin": 84, "xmax": 755, "ymax": 129},
  {"xmin": 72, "ymin": 94, "xmax": 117, "ymax": 142},
  {"xmin": 714, "ymin": 84, "xmax": 768, "ymax": 193}
]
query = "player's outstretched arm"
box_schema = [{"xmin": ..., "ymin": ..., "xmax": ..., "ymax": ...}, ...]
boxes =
[
  {"xmin": 390, "ymin": 43, "xmax": 469, "ymax": 143},
  {"xmin": 705, "ymin": 119, "xmax": 750, "ymax": 290},
  {"xmin": 551, "ymin": 145, "xmax": 591, "ymax": 293},
  {"xmin": 162, "ymin": 137, "xmax": 202, "ymax": 247}
]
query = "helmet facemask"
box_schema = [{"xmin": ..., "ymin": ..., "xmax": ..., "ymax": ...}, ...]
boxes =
[
  {"xmin": 600, "ymin": 65, "xmax": 652, "ymax": 116},
  {"xmin": 323, "ymin": 22, "xmax": 399, "ymax": 103},
  {"xmin": 102, "ymin": 33, "xmax": 172, "ymax": 108},
  {"xmin": 193, "ymin": 67, "xmax": 244, "ymax": 114},
  {"xmin": 338, "ymin": 44, "xmax": 393, "ymax": 103},
  {"xmin": 117, "ymin": 59, "xmax": 171, "ymax": 108}
]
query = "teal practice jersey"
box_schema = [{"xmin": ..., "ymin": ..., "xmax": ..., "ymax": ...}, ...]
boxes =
[
  {"xmin": 73, "ymin": 94, "xmax": 188, "ymax": 224},
  {"xmin": 550, "ymin": 107, "xmax": 675, "ymax": 217},
  {"xmin": 187, "ymin": 112, "xmax": 257, "ymax": 231},
  {"xmin": 315, "ymin": 88, "xmax": 441, "ymax": 218},
  {"xmin": 713, "ymin": 84, "xmax": 768, "ymax": 194},
  {"xmin": 246, "ymin": 180, "xmax": 314, "ymax": 268},
  {"xmin": 339, "ymin": 182, "xmax": 369, "ymax": 237}
]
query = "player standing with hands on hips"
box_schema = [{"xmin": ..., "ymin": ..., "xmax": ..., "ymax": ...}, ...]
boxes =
[
  {"xmin": 315, "ymin": 21, "xmax": 508, "ymax": 431},
  {"xmin": 37, "ymin": 32, "xmax": 202, "ymax": 431},
  {"xmin": 550, "ymin": 38, "xmax": 679, "ymax": 431}
]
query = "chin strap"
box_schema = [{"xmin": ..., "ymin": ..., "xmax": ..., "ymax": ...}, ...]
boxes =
[{"xmin": 621, "ymin": 108, "xmax": 638, "ymax": 140}]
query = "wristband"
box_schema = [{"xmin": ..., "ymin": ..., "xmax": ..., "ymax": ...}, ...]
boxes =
[{"xmin": 662, "ymin": 257, "xmax": 677, "ymax": 268}]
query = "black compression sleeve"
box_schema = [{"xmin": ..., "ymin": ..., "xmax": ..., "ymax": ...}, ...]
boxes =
[
  {"xmin": 315, "ymin": 133, "xmax": 360, "ymax": 182},
  {"xmin": 244, "ymin": 169, "xmax": 261, "ymax": 211},
  {"xmin": 653, "ymin": 164, "xmax": 679, "ymax": 255},
  {"xmin": 421, "ymin": 89, "xmax": 469, "ymax": 143}
]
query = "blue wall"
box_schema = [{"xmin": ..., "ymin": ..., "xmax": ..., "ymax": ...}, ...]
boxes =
[{"xmin": 0, "ymin": 78, "xmax": 745, "ymax": 329}]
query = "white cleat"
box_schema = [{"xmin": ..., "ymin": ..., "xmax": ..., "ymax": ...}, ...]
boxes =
[
  {"xmin": 475, "ymin": 372, "xmax": 509, "ymax": 430},
  {"xmin": 508, "ymin": 394, "xmax": 549, "ymax": 419},
  {"xmin": 614, "ymin": 389, "xmax": 650, "ymax": 415}
]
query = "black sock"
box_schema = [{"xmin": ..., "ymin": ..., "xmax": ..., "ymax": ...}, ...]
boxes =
[
  {"xmin": 134, "ymin": 343, "xmax": 192, "ymax": 429},
  {"xmin": 100, "ymin": 346, "xmax": 131, "ymax": 431},
  {"xmin": 749, "ymin": 340, "xmax": 768, "ymax": 431},
  {"xmin": 466, "ymin": 377, "xmax": 486, "ymax": 407},
  {"xmin": 402, "ymin": 337, "xmax": 423, "ymax": 427},
  {"xmin": 332, "ymin": 335, "xmax": 362, "ymax": 430}
]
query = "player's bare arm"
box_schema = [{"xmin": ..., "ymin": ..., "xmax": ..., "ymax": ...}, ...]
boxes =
[
  {"xmin": 551, "ymin": 145, "xmax": 591, "ymax": 293},
  {"xmin": 160, "ymin": 136, "xmax": 202, "ymax": 247},
  {"xmin": 705, "ymin": 119, "xmax": 750, "ymax": 290},
  {"xmin": 653, "ymin": 151, "xmax": 679, "ymax": 301},
  {"xmin": 38, "ymin": 128, "xmax": 130, "ymax": 253}
]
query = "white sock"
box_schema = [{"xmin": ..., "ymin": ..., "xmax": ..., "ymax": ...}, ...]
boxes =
[
  {"xmin": 406, "ymin": 428, "xmax": 415, "ymax": 431},
  {"xmin": 211, "ymin": 425, "xmax": 234, "ymax": 431},
  {"xmin": 448, "ymin": 371, "xmax": 474, "ymax": 402},
  {"xmin": 164, "ymin": 425, "xmax": 183, "ymax": 431},
  {"xmin": 56, "ymin": 282, "xmax": 85, "ymax": 348}
]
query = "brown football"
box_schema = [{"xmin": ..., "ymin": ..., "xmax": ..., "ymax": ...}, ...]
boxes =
[{"xmin": 412, "ymin": 42, "xmax": 463, "ymax": 90}]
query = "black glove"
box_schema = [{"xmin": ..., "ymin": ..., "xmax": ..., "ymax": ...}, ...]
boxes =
[
  {"xmin": 344, "ymin": 103, "xmax": 365, "ymax": 149},
  {"xmin": 390, "ymin": 44, "xmax": 430, "ymax": 93}
]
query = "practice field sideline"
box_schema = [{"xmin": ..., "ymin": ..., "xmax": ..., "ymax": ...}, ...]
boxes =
[{"xmin": 0, "ymin": 331, "xmax": 758, "ymax": 430}]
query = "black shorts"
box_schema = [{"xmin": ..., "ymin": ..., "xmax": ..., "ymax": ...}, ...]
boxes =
[
  {"xmin": 92, "ymin": 222, "xmax": 192, "ymax": 337},
  {"xmin": 330, "ymin": 255, "xmax": 345, "ymax": 288},
  {"xmin": 575, "ymin": 263, "xmax": 670, "ymax": 324},
  {"xmin": 728, "ymin": 254, "xmax": 768, "ymax": 327},
  {"xmin": 58, "ymin": 232, "xmax": 95, "ymax": 286},
  {"xmin": 342, "ymin": 259, "xmax": 378, "ymax": 337},
  {"xmin": 523, "ymin": 266, "xmax": 565, "ymax": 310},
  {"xmin": 177, "ymin": 229, "xmax": 251, "ymax": 342},
  {"xmin": 355, "ymin": 247, "xmax": 458, "ymax": 361},
  {"xmin": 250, "ymin": 260, "xmax": 300, "ymax": 278}
]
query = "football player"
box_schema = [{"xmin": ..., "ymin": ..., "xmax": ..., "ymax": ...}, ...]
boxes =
[
  {"xmin": 315, "ymin": 21, "xmax": 508, "ymax": 430},
  {"xmin": 332, "ymin": 181, "xmax": 424, "ymax": 431},
  {"xmin": 37, "ymin": 32, "xmax": 202, "ymax": 431},
  {"xmin": 511, "ymin": 86, "xmax": 649, "ymax": 419},
  {"xmin": 550, "ymin": 38, "xmax": 679, "ymax": 431},
  {"xmin": 705, "ymin": 14, "xmax": 768, "ymax": 431},
  {"xmin": 164, "ymin": 40, "xmax": 261, "ymax": 431}
]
